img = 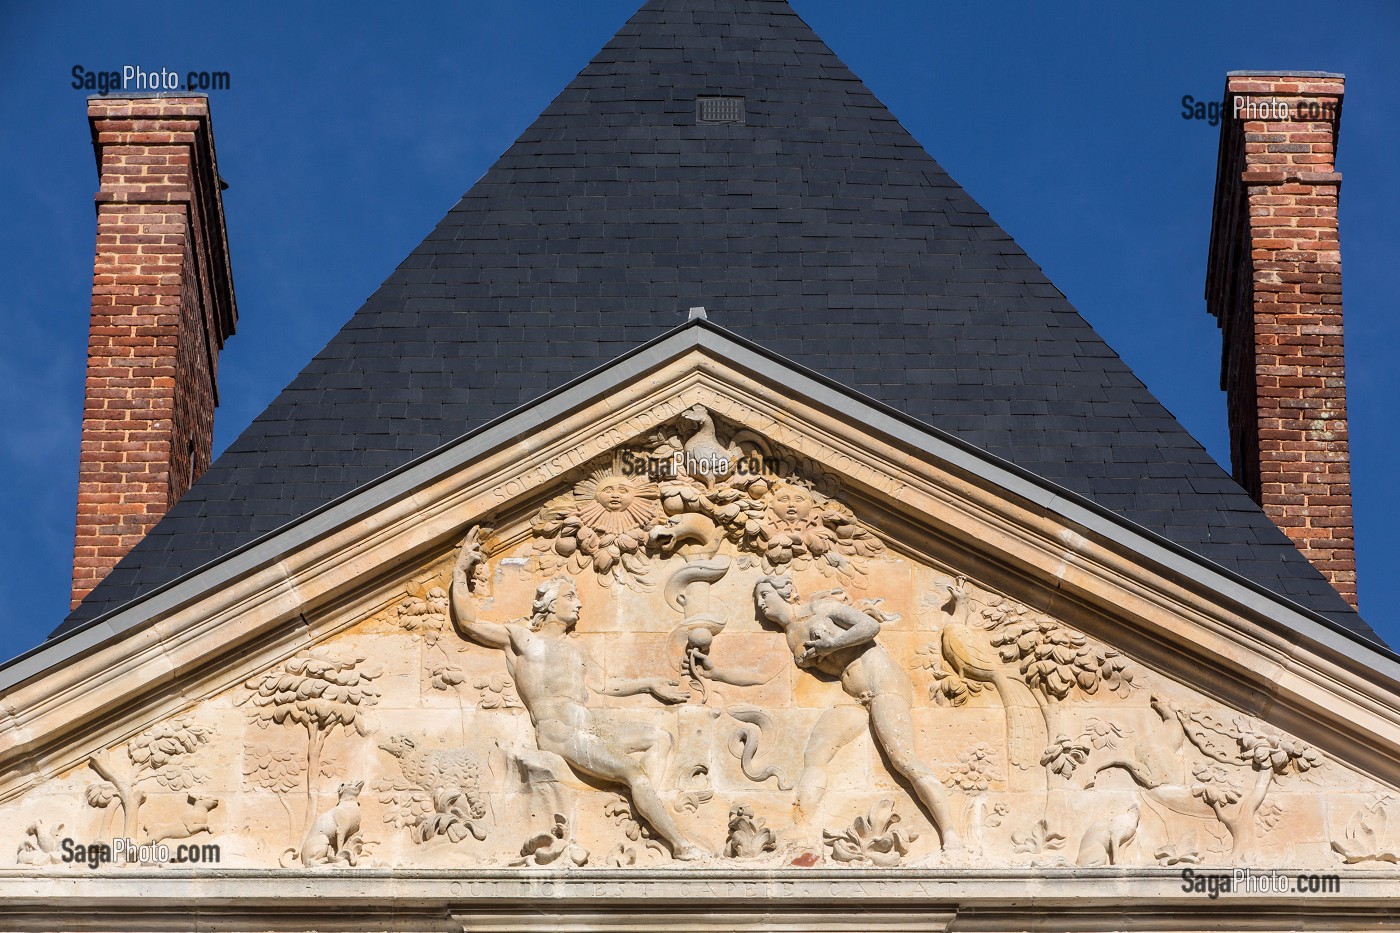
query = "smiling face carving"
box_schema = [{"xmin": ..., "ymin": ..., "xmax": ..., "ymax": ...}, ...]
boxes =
[
  {"xmin": 572, "ymin": 464, "xmax": 660, "ymax": 536},
  {"xmin": 594, "ymin": 478, "xmax": 636, "ymax": 513},
  {"xmin": 769, "ymin": 483, "xmax": 816, "ymax": 524}
]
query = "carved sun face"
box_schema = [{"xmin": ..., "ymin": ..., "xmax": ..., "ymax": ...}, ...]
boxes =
[{"xmin": 574, "ymin": 468, "xmax": 659, "ymax": 535}]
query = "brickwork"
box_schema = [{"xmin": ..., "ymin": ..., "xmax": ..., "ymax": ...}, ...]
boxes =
[
  {"xmin": 73, "ymin": 96, "xmax": 236, "ymax": 609},
  {"xmin": 1205, "ymin": 73, "xmax": 1355, "ymax": 608}
]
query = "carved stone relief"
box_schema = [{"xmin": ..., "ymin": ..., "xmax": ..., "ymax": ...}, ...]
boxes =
[{"xmin": 4, "ymin": 407, "xmax": 1396, "ymax": 874}]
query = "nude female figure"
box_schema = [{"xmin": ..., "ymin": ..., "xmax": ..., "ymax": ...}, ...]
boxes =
[
  {"xmin": 450, "ymin": 526, "xmax": 708, "ymax": 859},
  {"xmin": 753, "ymin": 575, "xmax": 962, "ymax": 852}
]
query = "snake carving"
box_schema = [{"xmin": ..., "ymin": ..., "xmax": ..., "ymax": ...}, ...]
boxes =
[
  {"xmin": 726, "ymin": 707, "xmax": 794, "ymax": 790},
  {"xmin": 650, "ymin": 513, "xmax": 731, "ymax": 698}
]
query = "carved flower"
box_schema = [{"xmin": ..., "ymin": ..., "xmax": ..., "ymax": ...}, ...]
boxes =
[
  {"xmin": 1041, "ymin": 735, "xmax": 1091, "ymax": 780},
  {"xmin": 946, "ymin": 743, "xmax": 1003, "ymax": 792}
]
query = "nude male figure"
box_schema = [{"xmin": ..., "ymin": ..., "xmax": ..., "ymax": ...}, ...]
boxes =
[
  {"xmin": 449, "ymin": 526, "xmax": 708, "ymax": 860},
  {"xmin": 753, "ymin": 575, "xmax": 962, "ymax": 852}
]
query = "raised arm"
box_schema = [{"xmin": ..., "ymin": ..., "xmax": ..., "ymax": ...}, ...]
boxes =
[{"xmin": 448, "ymin": 526, "xmax": 512, "ymax": 650}]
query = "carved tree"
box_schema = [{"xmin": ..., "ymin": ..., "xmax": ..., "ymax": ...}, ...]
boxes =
[
  {"xmin": 85, "ymin": 717, "xmax": 213, "ymax": 841},
  {"xmin": 243, "ymin": 654, "xmax": 381, "ymax": 834},
  {"xmin": 986, "ymin": 612, "xmax": 1137, "ymax": 785},
  {"xmin": 1174, "ymin": 711, "xmax": 1324, "ymax": 857},
  {"xmin": 1094, "ymin": 697, "xmax": 1326, "ymax": 860}
]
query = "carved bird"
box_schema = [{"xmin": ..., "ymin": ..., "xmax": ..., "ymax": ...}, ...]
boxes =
[
  {"xmin": 679, "ymin": 405, "xmax": 736, "ymax": 485},
  {"xmin": 936, "ymin": 580, "xmax": 1045, "ymax": 770}
]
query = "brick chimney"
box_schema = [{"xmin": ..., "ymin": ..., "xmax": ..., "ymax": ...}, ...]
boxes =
[
  {"xmin": 1205, "ymin": 72, "xmax": 1355, "ymax": 607},
  {"xmin": 72, "ymin": 96, "xmax": 237, "ymax": 609}
]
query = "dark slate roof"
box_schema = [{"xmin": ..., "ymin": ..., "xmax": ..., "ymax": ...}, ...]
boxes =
[{"xmin": 56, "ymin": 0, "xmax": 1376, "ymax": 643}]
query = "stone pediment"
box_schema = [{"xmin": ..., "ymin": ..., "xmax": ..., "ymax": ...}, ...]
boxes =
[{"xmin": 3, "ymin": 322, "xmax": 1400, "ymax": 926}]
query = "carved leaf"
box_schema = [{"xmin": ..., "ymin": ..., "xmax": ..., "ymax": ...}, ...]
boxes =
[
  {"xmin": 822, "ymin": 799, "xmax": 917, "ymax": 866},
  {"xmin": 128, "ymin": 718, "xmax": 213, "ymax": 774},
  {"xmin": 1190, "ymin": 764, "xmax": 1244, "ymax": 809},
  {"xmin": 152, "ymin": 764, "xmax": 206, "ymax": 791},
  {"xmin": 1011, "ymin": 819, "xmax": 1066, "ymax": 854},
  {"xmin": 244, "ymin": 744, "xmax": 304, "ymax": 794},
  {"xmin": 945, "ymin": 743, "xmax": 1003, "ymax": 792},
  {"xmin": 243, "ymin": 654, "xmax": 381, "ymax": 737},
  {"xmin": 1084, "ymin": 718, "xmax": 1125, "ymax": 751},
  {"xmin": 85, "ymin": 782, "xmax": 116, "ymax": 809}
]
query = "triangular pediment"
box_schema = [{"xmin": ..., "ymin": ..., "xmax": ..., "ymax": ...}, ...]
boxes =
[{"xmin": 4, "ymin": 323, "xmax": 1400, "ymax": 914}]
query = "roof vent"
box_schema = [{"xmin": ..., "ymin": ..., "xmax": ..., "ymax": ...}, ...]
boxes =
[{"xmin": 696, "ymin": 96, "xmax": 744, "ymax": 125}]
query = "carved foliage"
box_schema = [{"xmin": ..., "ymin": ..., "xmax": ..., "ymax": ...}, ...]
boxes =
[
  {"xmin": 527, "ymin": 410, "xmax": 886, "ymax": 588},
  {"xmin": 990, "ymin": 617, "xmax": 1136, "ymax": 702},
  {"xmin": 1333, "ymin": 797, "xmax": 1400, "ymax": 865},
  {"xmin": 84, "ymin": 717, "xmax": 214, "ymax": 843},
  {"xmin": 393, "ymin": 589, "xmax": 471, "ymax": 692},
  {"xmin": 823, "ymin": 800, "xmax": 917, "ymax": 867},
  {"xmin": 725, "ymin": 804, "xmax": 778, "ymax": 858},
  {"xmin": 242, "ymin": 653, "xmax": 381, "ymax": 836},
  {"xmin": 513, "ymin": 813, "xmax": 589, "ymax": 868}
]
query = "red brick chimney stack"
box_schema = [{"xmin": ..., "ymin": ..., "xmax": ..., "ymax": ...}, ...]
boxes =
[
  {"xmin": 73, "ymin": 95, "xmax": 237, "ymax": 609},
  {"xmin": 1205, "ymin": 72, "xmax": 1355, "ymax": 608}
]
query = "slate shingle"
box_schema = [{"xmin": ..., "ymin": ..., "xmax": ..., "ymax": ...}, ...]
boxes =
[{"xmin": 55, "ymin": 0, "xmax": 1376, "ymax": 643}]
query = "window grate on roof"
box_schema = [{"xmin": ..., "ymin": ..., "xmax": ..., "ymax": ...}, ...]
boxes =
[{"xmin": 696, "ymin": 96, "xmax": 745, "ymax": 125}]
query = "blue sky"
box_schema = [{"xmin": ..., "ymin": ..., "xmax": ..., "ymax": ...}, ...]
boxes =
[{"xmin": 0, "ymin": 1, "xmax": 1396, "ymax": 661}]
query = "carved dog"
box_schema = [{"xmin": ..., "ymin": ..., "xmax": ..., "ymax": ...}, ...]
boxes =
[
  {"xmin": 139, "ymin": 794, "xmax": 218, "ymax": 844},
  {"xmin": 299, "ymin": 780, "xmax": 364, "ymax": 867}
]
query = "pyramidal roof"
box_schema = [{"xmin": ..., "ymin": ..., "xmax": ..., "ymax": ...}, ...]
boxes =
[{"xmin": 56, "ymin": 0, "xmax": 1375, "ymax": 642}]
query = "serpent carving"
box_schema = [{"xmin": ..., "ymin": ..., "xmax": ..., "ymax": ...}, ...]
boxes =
[{"xmin": 726, "ymin": 707, "xmax": 794, "ymax": 791}]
